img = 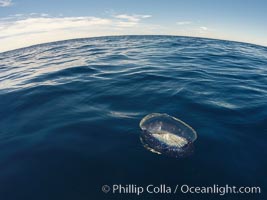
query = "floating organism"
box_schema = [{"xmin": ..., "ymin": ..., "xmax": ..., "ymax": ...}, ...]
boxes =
[{"xmin": 139, "ymin": 113, "xmax": 197, "ymax": 158}]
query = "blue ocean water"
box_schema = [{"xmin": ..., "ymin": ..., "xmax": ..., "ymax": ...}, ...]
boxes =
[{"xmin": 0, "ymin": 36, "xmax": 267, "ymax": 200}]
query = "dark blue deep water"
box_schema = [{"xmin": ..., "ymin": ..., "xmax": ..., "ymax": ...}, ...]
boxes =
[{"xmin": 0, "ymin": 36, "xmax": 267, "ymax": 200}]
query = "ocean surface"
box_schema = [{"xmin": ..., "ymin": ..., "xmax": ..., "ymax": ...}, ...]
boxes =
[{"xmin": 0, "ymin": 36, "xmax": 267, "ymax": 200}]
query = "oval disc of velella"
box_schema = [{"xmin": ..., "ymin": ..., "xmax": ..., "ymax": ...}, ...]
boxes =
[{"xmin": 139, "ymin": 113, "xmax": 197, "ymax": 158}]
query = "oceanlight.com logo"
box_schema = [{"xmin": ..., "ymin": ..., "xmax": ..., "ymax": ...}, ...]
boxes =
[
  {"xmin": 101, "ymin": 184, "xmax": 261, "ymax": 196},
  {"xmin": 179, "ymin": 184, "xmax": 261, "ymax": 196}
]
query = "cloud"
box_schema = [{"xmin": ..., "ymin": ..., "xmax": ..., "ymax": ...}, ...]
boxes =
[
  {"xmin": 114, "ymin": 14, "xmax": 151, "ymax": 27},
  {"xmin": 176, "ymin": 21, "xmax": 192, "ymax": 25},
  {"xmin": 0, "ymin": 16, "xmax": 112, "ymax": 39},
  {"xmin": 40, "ymin": 13, "xmax": 49, "ymax": 17},
  {"xmin": 0, "ymin": 0, "xmax": 12, "ymax": 7},
  {"xmin": 0, "ymin": 13, "xmax": 153, "ymax": 52},
  {"xmin": 114, "ymin": 14, "xmax": 151, "ymax": 22},
  {"xmin": 199, "ymin": 26, "xmax": 208, "ymax": 31}
]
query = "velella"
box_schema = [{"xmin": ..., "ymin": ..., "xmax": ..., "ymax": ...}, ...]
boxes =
[{"xmin": 139, "ymin": 113, "xmax": 197, "ymax": 158}]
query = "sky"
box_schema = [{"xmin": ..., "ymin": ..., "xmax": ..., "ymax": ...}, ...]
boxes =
[{"xmin": 0, "ymin": 0, "xmax": 266, "ymax": 52}]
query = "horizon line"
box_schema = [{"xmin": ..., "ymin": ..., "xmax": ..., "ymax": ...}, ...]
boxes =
[{"xmin": 1, "ymin": 34, "xmax": 266, "ymax": 54}]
